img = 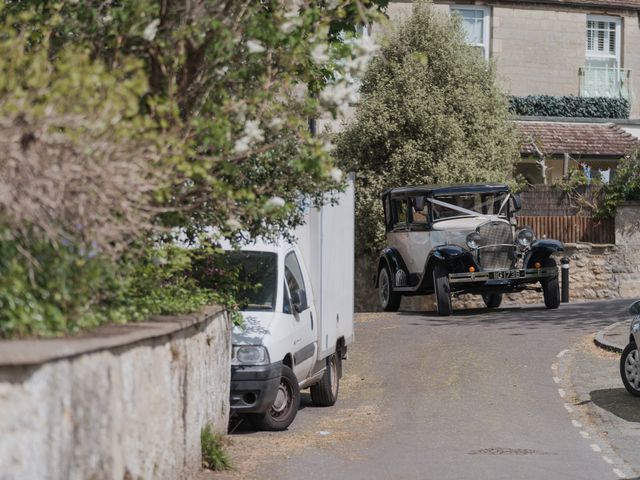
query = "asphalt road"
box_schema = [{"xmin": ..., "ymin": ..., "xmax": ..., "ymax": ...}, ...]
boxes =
[{"xmin": 216, "ymin": 299, "xmax": 640, "ymax": 480}]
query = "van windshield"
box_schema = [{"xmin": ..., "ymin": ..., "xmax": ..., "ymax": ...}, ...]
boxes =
[
  {"xmin": 223, "ymin": 252, "xmax": 278, "ymax": 311},
  {"xmin": 431, "ymin": 192, "xmax": 511, "ymax": 220}
]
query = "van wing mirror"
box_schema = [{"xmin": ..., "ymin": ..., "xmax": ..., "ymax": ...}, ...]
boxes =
[
  {"xmin": 291, "ymin": 289, "xmax": 307, "ymax": 313},
  {"xmin": 511, "ymin": 193, "xmax": 522, "ymax": 212}
]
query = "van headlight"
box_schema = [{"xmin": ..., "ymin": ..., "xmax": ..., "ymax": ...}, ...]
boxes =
[
  {"xmin": 516, "ymin": 228, "xmax": 534, "ymax": 248},
  {"xmin": 466, "ymin": 232, "xmax": 481, "ymax": 249},
  {"xmin": 232, "ymin": 345, "xmax": 270, "ymax": 365}
]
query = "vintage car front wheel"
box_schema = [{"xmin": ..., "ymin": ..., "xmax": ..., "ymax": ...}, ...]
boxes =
[
  {"xmin": 379, "ymin": 265, "xmax": 401, "ymax": 312},
  {"xmin": 482, "ymin": 293, "xmax": 503, "ymax": 308},
  {"xmin": 432, "ymin": 263, "xmax": 452, "ymax": 316},
  {"xmin": 541, "ymin": 258, "xmax": 560, "ymax": 309}
]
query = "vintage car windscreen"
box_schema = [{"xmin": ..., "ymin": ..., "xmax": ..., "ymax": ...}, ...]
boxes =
[
  {"xmin": 222, "ymin": 251, "xmax": 278, "ymax": 311},
  {"xmin": 431, "ymin": 192, "xmax": 510, "ymax": 220}
]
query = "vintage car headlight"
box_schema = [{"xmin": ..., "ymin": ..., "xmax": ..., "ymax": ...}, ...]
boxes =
[
  {"xmin": 232, "ymin": 345, "xmax": 270, "ymax": 366},
  {"xmin": 466, "ymin": 232, "xmax": 481, "ymax": 249},
  {"xmin": 516, "ymin": 228, "xmax": 534, "ymax": 247}
]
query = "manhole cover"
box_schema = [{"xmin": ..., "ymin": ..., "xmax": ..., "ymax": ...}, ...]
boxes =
[{"xmin": 468, "ymin": 447, "xmax": 554, "ymax": 456}]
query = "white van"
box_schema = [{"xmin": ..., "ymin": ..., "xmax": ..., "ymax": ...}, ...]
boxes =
[{"xmin": 227, "ymin": 176, "xmax": 355, "ymax": 430}]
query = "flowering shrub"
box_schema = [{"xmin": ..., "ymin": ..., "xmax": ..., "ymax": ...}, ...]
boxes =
[{"xmin": 0, "ymin": 1, "xmax": 388, "ymax": 337}]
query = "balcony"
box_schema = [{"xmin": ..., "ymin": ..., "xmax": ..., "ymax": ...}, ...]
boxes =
[{"xmin": 579, "ymin": 66, "xmax": 631, "ymax": 100}]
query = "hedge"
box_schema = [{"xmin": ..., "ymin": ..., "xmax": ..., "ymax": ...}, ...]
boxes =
[{"xmin": 509, "ymin": 95, "xmax": 630, "ymax": 119}]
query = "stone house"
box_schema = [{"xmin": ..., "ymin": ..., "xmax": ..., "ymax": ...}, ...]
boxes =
[{"xmin": 388, "ymin": 0, "xmax": 640, "ymax": 117}]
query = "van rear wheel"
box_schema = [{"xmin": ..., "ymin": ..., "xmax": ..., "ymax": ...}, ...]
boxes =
[
  {"xmin": 248, "ymin": 365, "xmax": 300, "ymax": 431},
  {"xmin": 310, "ymin": 354, "xmax": 340, "ymax": 406}
]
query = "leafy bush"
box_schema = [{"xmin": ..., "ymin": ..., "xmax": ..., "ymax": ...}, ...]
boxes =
[
  {"xmin": 0, "ymin": 238, "xmax": 217, "ymax": 338},
  {"xmin": 334, "ymin": 0, "xmax": 518, "ymax": 254},
  {"xmin": 598, "ymin": 153, "xmax": 640, "ymax": 218},
  {"xmin": 201, "ymin": 423, "xmax": 231, "ymax": 471},
  {"xmin": 509, "ymin": 95, "xmax": 630, "ymax": 119}
]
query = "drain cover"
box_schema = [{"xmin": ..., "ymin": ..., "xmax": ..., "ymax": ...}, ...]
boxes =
[{"xmin": 468, "ymin": 447, "xmax": 554, "ymax": 456}]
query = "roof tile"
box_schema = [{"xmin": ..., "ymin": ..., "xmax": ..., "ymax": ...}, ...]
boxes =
[{"xmin": 516, "ymin": 121, "xmax": 640, "ymax": 157}]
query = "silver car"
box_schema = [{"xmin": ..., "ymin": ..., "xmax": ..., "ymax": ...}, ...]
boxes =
[{"xmin": 620, "ymin": 300, "xmax": 640, "ymax": 396}]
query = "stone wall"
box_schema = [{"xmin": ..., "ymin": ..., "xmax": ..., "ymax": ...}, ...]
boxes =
[
  {"xmin": 356, "ymin": 203, "xmax": 640, "ymax": 312},
  {"xmin": 0, "ymin": 306, "xmax": 231, "ymax": 480}
]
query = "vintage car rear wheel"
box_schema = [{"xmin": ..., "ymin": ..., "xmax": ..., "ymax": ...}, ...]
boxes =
[
  {"xmin": 432, "ymin": 263, "xmax": 452, "ymax": 316},
  {"xmin": 482, "ymin": 293, "xmax": 503, "ymax": 308},
  {"xmin": 379, "ymin": 265, "xmax": 401, "ymax": 312},
  {"xmin": 541, "ymin": 258, "xmax": 560, "ymax": 309}
]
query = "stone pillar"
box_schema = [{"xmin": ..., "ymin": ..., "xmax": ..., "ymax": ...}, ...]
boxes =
[
  {"xmin": 615, "ymin": 201, "xmax": 640, "ymax": 298},
  {"xmin": 615, "ymin": 201, "xmax": 640, "ymax": 246}
]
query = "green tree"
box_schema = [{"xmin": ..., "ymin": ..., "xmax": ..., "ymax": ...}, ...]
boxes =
[
  {"xmin": 599, "ymin": 151, "xmax": 640, "ymax": 218},
  {"xmin": 334, "ymin": 0, "xmax": 519, "ymax": 253},
  {"xmin": 2, "ymin": 0, "xmax": 388, "ymax": 241}
]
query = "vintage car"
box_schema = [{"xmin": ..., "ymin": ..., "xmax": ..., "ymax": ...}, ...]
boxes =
[{"xmin": 375, "ymin": 184, "xmax": 564, "ymax": 315}]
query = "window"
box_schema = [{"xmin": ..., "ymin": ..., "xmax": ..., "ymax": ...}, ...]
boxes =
[
  {"xmin": 586, "ymin": 15, "xmax": 621, "ymax": 69},
  {"xmin": 391, "ymin": 199, "xmax": 408, "ymax": 227},
  {"xmin": 383, "ymin": 195, "xmax": 393, "ymax": 231},
  {"xmin": 582, "ymin": 15, "xmax": 624, "ymax": 98},
  {"xmin": 221, "ymin": 252, "xmax": 277, "ymax": 311},
  {"xmin": 285, "ymin": 252, "xmax": 307, "ymax": 310},
  {"xmin": 410, "ymin": 196, "xmax": 428, "ymax": 225},
  {"xmin": 450, "ymin": 6, "xmax": 491, "ymax": 60}
]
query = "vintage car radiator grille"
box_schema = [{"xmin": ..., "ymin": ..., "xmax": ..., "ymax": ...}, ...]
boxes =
[{"xmin": 477, "ymin": 220, "xmax": 514, "ymax": 271}]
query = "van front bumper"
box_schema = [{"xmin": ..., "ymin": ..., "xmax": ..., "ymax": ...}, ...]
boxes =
[{"xmin": 230, "ymin": 361, "xmax": 282, "ymax": 413}]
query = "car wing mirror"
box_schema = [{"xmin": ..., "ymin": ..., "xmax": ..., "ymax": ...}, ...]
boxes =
[
  {"xmin": 291, "ymin": 289, "xmax": 307, "ymax": 313},
  {"xmin": 629, "ymin": 300, "xmax": 640, "ymax": 315},
  {"xmin": 511, "ymin": 193, "xmax": 522, "ymax": 212}
]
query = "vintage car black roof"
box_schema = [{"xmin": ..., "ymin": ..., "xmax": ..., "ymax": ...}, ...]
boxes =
[{"xmin": 382, "ymin": 183, "xmax": 511, "ymax": 198}]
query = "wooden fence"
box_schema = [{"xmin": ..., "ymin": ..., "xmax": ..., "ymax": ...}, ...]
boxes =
[
  {"xmin": 516, "ymin": 215, "xmax": 615, "ymax": 244},
  {"xmin": 518, "ymin": 185, "xmax": 606, "ymax": 216}
]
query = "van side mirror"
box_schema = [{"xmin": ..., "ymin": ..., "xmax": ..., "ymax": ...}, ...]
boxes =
[
  {"xmin": 629, "ymin": 300, "xmax": 640, "ymax": 315},
  {"xmin": 291, "ymin": 289, "xmax": 307, "ymax": 313},
  {"xmin": 511, "ymin": 193, "xmax": 522, "ymax": 212}
]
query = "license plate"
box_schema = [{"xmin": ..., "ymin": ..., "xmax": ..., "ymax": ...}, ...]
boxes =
[{"xmin": 493, "ymin": 270, "xmax": 522, "ymax": 279}]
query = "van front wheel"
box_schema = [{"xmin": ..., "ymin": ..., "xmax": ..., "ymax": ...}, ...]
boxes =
[{"xmin": 248, "ymin": 365, "xmax": 300, "ymax": 431}]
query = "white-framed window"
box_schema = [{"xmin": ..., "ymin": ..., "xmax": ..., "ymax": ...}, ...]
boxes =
[
  {"xmin": 581, "ymin": 15, "xmax": 625, "ymax": 98},
  {"xmin": 450, "ymin": 5, "xmax": 491, "ymax": 60},
  {"xmin": 586, "ymin": 15, "xmax": 621, "ymax": 68}
]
